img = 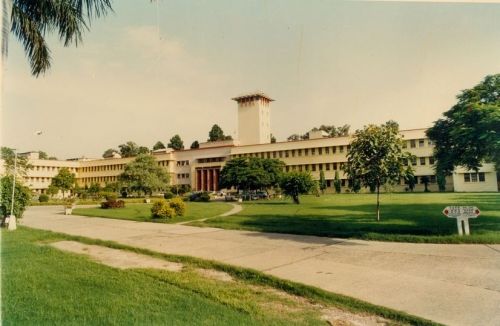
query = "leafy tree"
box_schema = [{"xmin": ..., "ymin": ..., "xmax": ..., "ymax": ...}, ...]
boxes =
[
  {"xmin": 138, "ymin": 146, "xmax": 150, "ymax": 155},
  {"xmin": 38, "ymin": 151, "xmax": 48, "ymax": 159},
  {"xmin": 287, "ymin": 134, "xmax": 301, "ymax": 142},
  {"xmin": 46, "ymin": 185, "xmax": 59, "ymax": 197},
  {"xmin": 333, "ymin": 171, "xmax": 341, "ymax": 193},
  {"xmin": 102, "ymin": 148, "xmax": 118, "ymax": 158},
  {"xmin": 279, "ymin": 171, "xmax": 316, "ymax": 204},
  {"xmin": 350, "ymin": 177, "xmax": 361, "ymax": 193},
  {"xmin": 1, "ymin": 147, "xmax": 32, "ymax": 176},
  {"xmin": 50, "ymin": 167, "xmax": 76, "ymax": 198},
  {"xmin": 190, "ymin": 140, "xmax": 200, "ymax": 149},
  {"xmin": 437, "ymin": 172, "xmax": 447, "ymax": 192},
  {"xmin": 405, "ymin": 173, "xmax": 416, "ymax": 192},
  {"xmin": 219, "ymin": 157, "xmax": 284, "ymax": 193},
  {"xmin": 118, "ymin": 141, "xmax": 140, "ymax": 157},
  {"xmin": 118, "ymin": 154, "xmax": 170, "ymax": 196},
  {"xmin": 319, "ymin": 124, "xmax": 350, "ymax": 137},
  {"xmin": 319, "ymin": 170, "xmax": 327, "ymax": 194},
  {"xmin": 208, "ymin": 124, "xmax": 232, "ymax": 142},
  {"xmin": 0, "ymin": 175, "xmax": 31, "ymax": 218},
  {"xmin": 153, "ymin": 141, "xmax": 166, "ymax": 151},
  {"xmin": 48, "ymin": 156, "xmax": 58, "ymax": 160},
  {"xmin": 270, "ymin": 134, "xmax": 276, "ymax": 143},
  {"xmin": 345, "ymin": 121, "xmax": 414, "ymax": 221},
  {"xmin": 168, "ymin": 135, "xmax": 184, "ymax": 150},
  {"xmin": 7, "ymin": 0, "xmax": 112, "ymax": 77},
  {"xmin": 427, "ymin": 74, "xmax": 500, "ymax": 175},
  {"xmin": 88, "ymin": 182, "xmax": 101, "ymax": 199}
]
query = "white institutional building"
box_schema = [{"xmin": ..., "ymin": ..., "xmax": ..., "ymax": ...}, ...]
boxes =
[{"xmin": 8, "ymin": 93, "xmax": 499, "ymax": 194}]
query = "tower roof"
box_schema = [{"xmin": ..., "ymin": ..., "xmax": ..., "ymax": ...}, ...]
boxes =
[{"xmin": 232, "ymin": 91, "xmax": 274, "ymax": 102}]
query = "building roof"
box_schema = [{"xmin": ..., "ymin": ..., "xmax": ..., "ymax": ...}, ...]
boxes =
[{"xmin": 232, "ymin": 91, "xmax": 274, "ymax": 102}]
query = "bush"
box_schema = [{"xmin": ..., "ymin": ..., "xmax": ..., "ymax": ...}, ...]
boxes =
[
  {"xmin": 100, "ymin": 192, "xmax": 117, "ymax": 201},
  {"xmin": 189, "ymin": 192, "xmax": 210, "ymax": 202},
  {"xmin": 163, "ymin": 191, "xmax": 174, "ymax": 199},
  {"xmin": 101, "ymin": 199, "xmax": 125, "ymax": 209},
  {"xmin": 38, "ymin": 194, "xmax": 49, "ymax": 203},
  {"xmin": 151, "ymin": 200, "xmax": 176, "ymax": 219},
  {"xmin": 0, "ymin": 176, "xmax": 31, "ymax": 218},
  {"xmin": 169, "ymin": 197, "xmax": 186, "ymax": 216},
  {"xmin": 121, "ymin": 190, "xmax": 128, "ymax": 198}
]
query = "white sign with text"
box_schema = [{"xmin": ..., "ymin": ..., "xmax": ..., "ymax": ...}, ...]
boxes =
[{"xmin": 442, "ymin": 206, "xmax": 480, "ymax": 235}]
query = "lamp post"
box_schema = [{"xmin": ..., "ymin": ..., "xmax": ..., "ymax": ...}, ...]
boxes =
[{"xmin": 8, "ymin": 149, "xmax": 18, "ymax": 230}]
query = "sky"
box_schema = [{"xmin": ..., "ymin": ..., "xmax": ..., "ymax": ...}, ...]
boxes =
[{"xmin": 2, "ymin": 0, "xmax": 500, "ymax": 159}]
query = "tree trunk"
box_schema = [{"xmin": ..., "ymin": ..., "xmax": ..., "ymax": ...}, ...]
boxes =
[
  {"xmin": 376, "ymin": 182, "xmax": 380, "ymax": 221},
  {"xmin": 293, "ymin": 195, "xmax": 300, "ymax": 204}
]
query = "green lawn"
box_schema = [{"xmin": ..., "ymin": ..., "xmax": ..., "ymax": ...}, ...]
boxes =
[
  {"xmin": 189, "ymin": 193, "xmax": 500, "ymax": 243},
  {"xmin": 73, "ymin": 201, "xmax": 231, "ymax": 224},
  {"xmin": 1, "ymin": 227, "xmax": 436, "ymax": 325}
]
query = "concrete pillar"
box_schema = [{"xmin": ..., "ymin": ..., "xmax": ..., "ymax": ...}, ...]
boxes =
[
  {"xmin": 196, "ymin": 170, "xmax": 202, "ymax": 191},
  {"xmin": 207, "ymin": 169, "xmax": 212, "ymax": 192}
]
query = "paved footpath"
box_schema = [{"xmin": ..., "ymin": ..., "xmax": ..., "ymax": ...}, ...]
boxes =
[{"xmin": 22, "ymin": 206, "xmax": 500, "ymax": 326}]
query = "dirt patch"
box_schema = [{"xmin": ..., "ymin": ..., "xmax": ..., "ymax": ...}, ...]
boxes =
[
  {"xmin": 195, "ymin": 268, "xmax": 234, "ymax": 282},
  {"xmin": 250, "ymin": 285, "xmax": 390, "ymax": 326},
  {"xmin": 49, "ymin": 241, "xmax": 183, "ymax": 272}
]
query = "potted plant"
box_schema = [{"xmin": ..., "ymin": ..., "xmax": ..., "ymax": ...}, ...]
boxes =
[{"xmin": 64, "ymin": 198, "xmax": 76, "ymax": 215}]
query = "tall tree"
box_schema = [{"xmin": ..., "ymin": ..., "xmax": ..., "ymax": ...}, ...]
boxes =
[
  {"xmin": 345, "ymin": 121, "xmax": 414, "ymax": 221},
  {"xmin": 118, "ymin": 141, "xmax": 140, "ymax": 157},
  {"xmin": 1, "ymin": 147, "xmax": 31, "ymax": 176},
  {"xmin": 319, "ymin": 170, "xmax": 327, "ymax": 194},
  {"xmin": 270, "ymin": 134, "xmax": 276, "ymax": 143},
  {"xmin": 207, "ymin": 124, "xmax": 232, "ymax": 142},
  {"xmin": 333, "ymin": 170, "xmax": 341, "ymax": 193},
  {"xmin": 50, "ymin": 167, "xmax": 76, "ymax": 198},
  {"xmin": 0, "ymin": 175, "xmax": 31, "ymax": 218},
  {"xmin": 279, "ymin": 171, "xmax": 316, "ymax": 204},
  {"xmin": 153, "ymin": 141, "xmax": 166, "ymax": 151},
  {"xmin": 427, "ymin": 74, "xmax": 500, "ymax": 175},
  {"xmin": 190, "ymin": 140, "xmax": 200, "ymax": 149},
  {"xmin": 6, "ymin": 0, "xmax": 112, "ymax": 77},
  {"xmin": 167, "ymin": 135, "xmax": 184, "ymax": 150},
  {"xmin": 137, "ymin": 146, "xmax": 150, "ymax": 155},
  {"xmin": 38, "ymin": 151, "xmax": 48, "ymax": 159},
  {"xmin": 102, "ymin": 148, "xmax": 118, "ymax": 158},
  {"xmin": 118, "ymin": 154, "xmax": 170, "ymax": 196}
]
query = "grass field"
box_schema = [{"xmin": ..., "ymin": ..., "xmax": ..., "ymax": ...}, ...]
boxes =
[
  {"xmin": 1, "ymin": 227, "xmax": 436, "ymax": 325},
  {"xmin": 189, "ymin": 193, "xmax": 500, "ymax": 243},
  {"xmin": 73, "ymin": 201, "xmax": 231, "ymax": 224}
]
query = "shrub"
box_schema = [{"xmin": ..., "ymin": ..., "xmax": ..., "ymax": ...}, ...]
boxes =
[
  {"xmin": 189, "ymin": 192, "xmax": 210, "ymax": 202},
  {"xmin": 100, "ymin": 192, "xmax": 117, "ymax": 201},
  {"xmin": 121, "ymin": 190, "xmax": 128, "ymax": 198},
  {"xmin": 151, "ymin": 200, "xmax": 176, "ymax": 219},
  {"xmin": 0, "ymin": 176, "xmax": 32, "ymax": 218},
  {"xmin": 38, "ymin": 194, "xmax": 49, "ymax": 203},
  {"xmin": 101, "ymin": 199, "xmax": 125, "ymax": 209},
  {"xmin": 163, "ymin": 191, "xmax": 174, "ymax": 199},
  {"xmin": 169, "ymin": 197, "xmax": 186, "ymax": 216}
]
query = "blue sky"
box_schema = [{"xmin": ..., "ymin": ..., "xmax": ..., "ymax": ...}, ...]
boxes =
[{"xmin": 3, "ymin": 0, "xmax": 500, "ymax": 158}]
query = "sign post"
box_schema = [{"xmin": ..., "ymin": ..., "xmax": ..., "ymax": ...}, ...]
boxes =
[{"xmin": 442, "ymin": 206, "xmax": 480, "ymax": 236}]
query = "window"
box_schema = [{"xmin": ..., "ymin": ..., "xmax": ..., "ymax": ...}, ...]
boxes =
[
  {"xmin": 419, "ymin": 139, "xmax": 425, "ymax": 147},
  {"xmin": 311, "ymin": 148, "xmax": 315, "ymax": 155},
  {"xmin": 285, "ymin": 151, "xmax": 289, "ymax": 158},
  {"xmin": 339, "ymin": 146, "xmax": 344, "ymax": 153},
  {"xmin": 319, "ymin": 163, "xmax": 323, "ymax": 170},
  {"xmin": 464, "ymin": 174, "xmax": 471, "ymax": 182},
  {"xmin": 333, "ymin": 163, "xmax": 338, "ymax": 170},
  {"xmin": 471, "ymin": 173, "xmax": 478, "ymax": 182},
  {"xmin": 298, "ymin": 149, "xmax": 302, "ymax": 157},
  {"xmin": 266, "ymin": 152, "xmax": 270, "ymax": 158},
  {"xmin": 318, "ymin": 148, "xmax": 322, "ymax": 155},
  {"xmin": 332, "ymin": 146, "xmax": 336, "ymax": 154},
  {"xmin": 430, "ymin": 175, "xmax": 436, "ymax": 183},
  {"xmin": 325, "ymin": 147, "xmax": 330, "ymax": 154},
  {"xmin": 419, "ymin": 157, "xmax": 426, "ymax": 165},
  {"xmin": 429, "ymin": 157, "xmax": 435, "ymax": 165},
  {"xmin": 304, "ymin": 149, "xmax": 309, "ymax": 156},
  {"xmin": 291, "ymin": 150, "xmax": 295, "ymax": 157},
  {"xmin": 341, "ymin": 179, "xmax": 346, "ymax": 187},
  {"xmin": 410, "ymin": 140, "xmax": 416, "ymax": 148},
  {"xmin": 305, "ymin": 165, "xmax": 309, "ymax": 171},
  {"xmin": 312, "ymin": 164, "xmax": 316, "ymax": 171},
  {"xmin": 299, "ymin": 165, "xmax": 303, "ymax": 172},
  {"xmin": 279, "ymin": 151, "xmax": 283, "ymax": 158},
  {"xmin": 411, "ymin": 157, "xmax": 417, "ymax": 165},
  {"xmin": 479, "ymin": 172, "xmax": 485, "ymax": 182},
  {"xmin": 326, "ymin": 163, "xmax": 330, "ymax": 171}
]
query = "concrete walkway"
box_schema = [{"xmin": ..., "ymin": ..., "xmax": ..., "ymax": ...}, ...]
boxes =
[
  {"xmin": 176, "ymin": 203, "xmax": 242, "ymax": 225},
  {"xmin": 21, "ymin": 206, "xmax": 500, "ymax": 326}
]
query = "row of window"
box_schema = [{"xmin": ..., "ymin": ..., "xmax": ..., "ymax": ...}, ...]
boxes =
[
  {"xmin": 198, "ymin": 157, "xmax": 225, "ymax": 163},
  {"xmin": 176, "ymin": 160, "xmax": 189, "ymax": 166},
  {"xmin": 234, "ymin": 145, "xmax": 351, "ymax": 160},
  {"xmin": 284, "ymin": 162, "xmax": 345, "ymax": 172},
  {"xmin": 24, "ymin": 177, "xmax": 52, "ymax": 183},
  {"xmin": 406, "ymin": 139, "xmax": 433, "ymax": 149},
  {"xmin": 177, "ymin": 173, "xmax": 190, "ymax": 179},
  {"xmin": 404, "ymin": 157, "xmax": 435, "ymax": 166},
  {"xmin": 32, "ymin": 166, "xmax": 77, "ymax": 173},
  {"xmin": 81, "ymin": 176, "xmax": 118, "ymax": 184},
  {"xmin": 79, "ymin": 160, "xmax": 170, "ymax": 173},
  {"xmin": 464, "ymin": 173, "xmax": 486, "ymax": 182}
]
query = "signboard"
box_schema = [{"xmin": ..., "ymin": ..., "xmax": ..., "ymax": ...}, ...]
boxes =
[{"xmin": 442, "ymin": 206, "xmax": 480, "ymax": 235}]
